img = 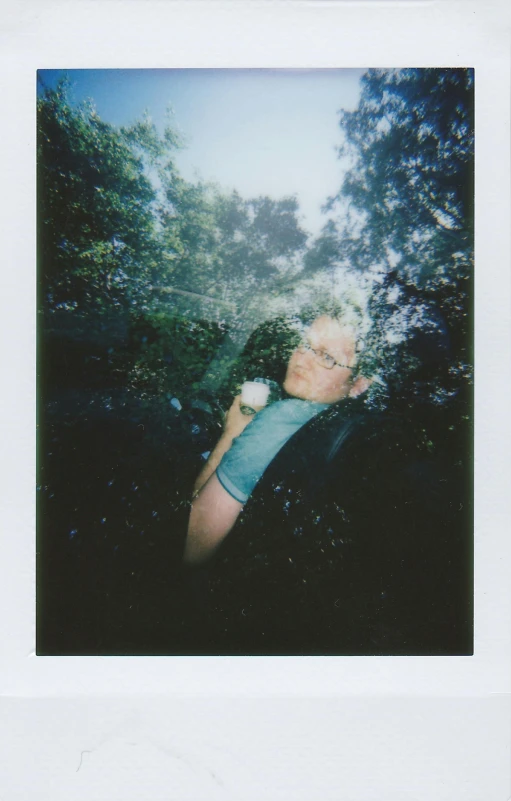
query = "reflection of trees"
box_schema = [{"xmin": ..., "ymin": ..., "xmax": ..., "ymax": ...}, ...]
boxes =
[
  {"xmin": 38, "ymin": 78, "xmax": 310, "ymax": 394},
  {"xmin": 38, "ymin": 69, "xmax": 474, "ymax": 414},
  {"xmin": 305, "ymin": 69, "xmax": 473, "ymax": 418},
  {"xmin": 38, "ymin": 78, "xmax": 162, "ymax": 320}
]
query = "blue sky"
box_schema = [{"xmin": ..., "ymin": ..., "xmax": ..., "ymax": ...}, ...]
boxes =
[{"xmin": 38, "ymin": 68, "xmax": 365, "ymax": 235}]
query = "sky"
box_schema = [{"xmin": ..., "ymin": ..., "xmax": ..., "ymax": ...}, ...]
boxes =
[{"xmin": 37, "ymin": 68, "xmax": 365, "ymax": 236}]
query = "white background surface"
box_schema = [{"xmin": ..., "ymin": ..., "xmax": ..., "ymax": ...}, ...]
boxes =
[{"xmin": 1, "ymin": 0, "xmax": 510, "ymax": 798}]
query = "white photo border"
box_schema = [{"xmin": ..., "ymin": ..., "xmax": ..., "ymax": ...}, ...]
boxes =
[{"xmin": 1, "ymin": 0, "xmax": 510, "ymax": 796}]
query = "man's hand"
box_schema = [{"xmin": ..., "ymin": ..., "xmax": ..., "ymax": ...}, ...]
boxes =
[
  {"xmin": 223, "ymin": 394, "xmax": 256, "ymax": 439},
  {"xmin": 191, "ymin": 395, "xmax": 255, "ymax": 497}
]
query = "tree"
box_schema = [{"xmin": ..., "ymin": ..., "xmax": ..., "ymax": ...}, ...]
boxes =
[
  {"xmin": 330, "ymin": 69, "xmax": 473, "ymax": 279},
  {"xmin": 157, "ymin": 183, "xmax": 309, "ymax": 330},
  {"xmin": 37, "ymin": 78, "xmax": 179, "ymax": 321},
  {"xmin": 316, "ymin": 68, "xmax": 474, "ymax": 410},
  {"xmin": 38, "ymin": 77, "xmax": 312, "ymax": 408}
]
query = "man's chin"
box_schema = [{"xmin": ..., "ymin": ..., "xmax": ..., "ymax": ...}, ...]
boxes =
[{"xmin": 283, "ymin": 377, "xmax": 311, "ymax": 401}]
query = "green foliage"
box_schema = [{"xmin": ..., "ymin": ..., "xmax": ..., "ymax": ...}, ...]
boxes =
[
  {"xmin": 38, "ymin": 77, "xmax": 310, "ymax": 350},
  {"xmin": 332, "ymin": 68, "xmax": 474, "ymax": 287},
  {"xmin": 158, "ymin": 184, "xmax": 308, "ymax": 317},
  {"xmin": 313, "ymin": 68, "xmax": 474, "ymax": 413},
  {"xmin": 37, "ymin": 77, "xmax": 316, "ymax": 420},
  {"xmin": 219, "ymin": 316, "xmax": 301, "ymax": 403},
  {"xmin": 127, "ymin": 311, "xmax": 231, "ymax": 400},
  {"xmin": 38, "ymin": 69, "xmax": 474, "ymax": 424},
  {"xmin": 302, "ymin": 220, "xmax": 343, "ymax": 275},
  {"xmin": 37, "ymin": 79, "xmax": 168, "ymax": 317}
]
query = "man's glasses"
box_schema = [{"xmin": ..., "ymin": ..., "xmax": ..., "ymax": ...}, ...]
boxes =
[{"xmin": 297, "ymin": 340, "xmax": 354, "ymax": 371}]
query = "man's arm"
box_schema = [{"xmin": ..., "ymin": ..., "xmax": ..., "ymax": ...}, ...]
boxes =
[
  {"xmin": 192, "ymin": 395, "xmax": 253, "ymax": 496},
  {"xmin": 183, "ymin": 472, "xmax": 243, "ymax": 565},
  {"xmin": 183, "ymin": 395, "xmax": 254, "ymax": 565}
]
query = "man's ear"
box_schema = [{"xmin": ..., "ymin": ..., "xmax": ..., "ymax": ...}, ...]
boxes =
[{"xmin": 348, "ymin": 375, "xmax": 372, "ymax": 398}]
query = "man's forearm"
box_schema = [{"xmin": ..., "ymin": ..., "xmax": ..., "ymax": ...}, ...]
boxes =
[
  {"xmin": 193, "ymin": 432, "xmax": 234, "ymax": 496},
  {"xmin": 184, "ymin": 395, "xmax": 253, "ymax": 565},
  {"xmin": 193, "ymin": 395, "xmax": 256, "ymax": 496}
]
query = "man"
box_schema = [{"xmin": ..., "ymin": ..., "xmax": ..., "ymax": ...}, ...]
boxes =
[
  {"xmin": 183, "ymin": 313, "xmax": 371, "ymax": 566},
  {"xmin": 180, "ymin": 308, "xmax": 471, "ymax": 656}
]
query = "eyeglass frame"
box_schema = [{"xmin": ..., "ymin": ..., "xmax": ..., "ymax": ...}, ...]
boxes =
[{"xmin": 296, "ymin": 339, "xmax": 355, "ymax": 371}]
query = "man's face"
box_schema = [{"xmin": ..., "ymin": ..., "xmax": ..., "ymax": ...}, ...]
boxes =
[{"xmin": 283, "ymin": 315, "xmax": 359, "ymax": 404}]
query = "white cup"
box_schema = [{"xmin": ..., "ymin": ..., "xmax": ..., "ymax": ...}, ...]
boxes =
[{"xmin": 240, "ymin": 380, "xmax": 271, "ymax": 414}]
